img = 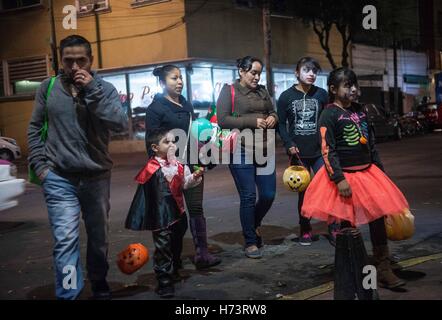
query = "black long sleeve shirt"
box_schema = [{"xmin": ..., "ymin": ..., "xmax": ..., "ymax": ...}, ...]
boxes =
[
  {"xmin": 319, "ymin": 103, "xmax": 384, "ymax": 184},
  {"xmin": 277, "ymin": 85, "xmax": 328, "ymax": 158}
]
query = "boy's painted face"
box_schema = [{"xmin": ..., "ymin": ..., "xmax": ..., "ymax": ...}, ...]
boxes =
[
  {"xmin": 332, "ymin": 81, "xmax": 359, "ymax": 106},
  {"xmin": 152, "ymin": 132, "xmax": 176, "ymax": 158},
  {"xmin": 296, "ymin": 65, "xmax": 318, "ymax": 85}
]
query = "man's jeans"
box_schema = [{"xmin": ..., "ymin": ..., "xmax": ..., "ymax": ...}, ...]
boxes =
[
  {"xmin": 229, "ymin": 150, "xmax": 276, "ymax": 247},
  {"xmin": 42, "ymin": 170, "xmax": 110, "ymax": 300}
]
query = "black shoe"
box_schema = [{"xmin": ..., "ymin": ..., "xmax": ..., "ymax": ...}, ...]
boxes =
[
  {"xmin": 91, "ymin": 280, "xmax": 111, "ymax": 300},
  {"xmin": 155, "ymin": 282, "xmax": 175, "ymax": 298}
]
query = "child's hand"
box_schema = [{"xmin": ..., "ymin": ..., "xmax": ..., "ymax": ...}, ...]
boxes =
[
  {"xmin": 288, "ymin": 146, "xmax": 300, "ymax": 155},
  {"xmin": 337, "ymin": 179, "xmax": 352, "ymax": 198},
  {"xmin": 193, "ymin": 166, "xmax": 205, "ymax": 179}
]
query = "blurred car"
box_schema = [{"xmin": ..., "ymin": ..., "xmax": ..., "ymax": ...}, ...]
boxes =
[
  {"xmin": 0, "ymin": 160, "xmax": 25, "ymax": 212},
  {"xmin": 0, "ymin": 136, "xmax": 22, "ymax": 161},
  {"xmin": 364, "ymin": 104, "xmax": 402, "ymax": 140}
]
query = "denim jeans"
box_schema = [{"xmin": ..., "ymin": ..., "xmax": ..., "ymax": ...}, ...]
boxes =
[
  {"xmin": 229, "ymin": 149, "xmax": 276, "ymax": 247},
  {"xmin": 42, "ymin": 170, "xmax": 110, "ymax": 300},
  {"xmin": 291, "ymin": 155, "xmax": 324, "ymax": 233}
]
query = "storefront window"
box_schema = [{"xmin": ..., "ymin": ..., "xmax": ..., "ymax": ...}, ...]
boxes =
[
  {"xmin": 102, "ymin": 74, "xmax": 127, "ymax": 104},
  {"xmin": 260, "ymin": 70, "xmax": 266, "ymax": 86},
  {"xmin": 213, "ymin": 68, "xmax": 234, "ymax": 101},
  {"xmin": 129, "ymin": 70, "xmax": 160, "ymax": 139},
  {"xmin": 274, "ymin": 72, "xmax": 296, "ymax": 99},
  {"xmin": 315, "ymin": 75, "xmax": 327, "ymax": 91},
  {"xmin": 98, "ymin": 63, "xmax": 326, "ymax": 140},
  {"xmin": 191, "ymin": 67, "xmax": 213, "ymax": 116}
]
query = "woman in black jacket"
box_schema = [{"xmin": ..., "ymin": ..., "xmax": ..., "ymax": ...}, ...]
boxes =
[{"xmin": 145, "ymin": 65, "xmax": 221, "ymax": 271}]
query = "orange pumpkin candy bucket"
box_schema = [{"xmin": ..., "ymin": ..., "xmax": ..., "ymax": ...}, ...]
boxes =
[
  {"xmin": 117, "ymin": 243, "xmax": 149, "ymax": 275},
  {"xmin": 384, "ymin": 209, "xmax": 415, "ymax": 241}
]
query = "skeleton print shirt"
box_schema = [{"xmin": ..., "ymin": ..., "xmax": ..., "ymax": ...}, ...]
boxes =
[
  {"xmin": 277, "ymin": 85, "xmax": 328, "ymax": 158},
  {"xmin": 318, "ymin": 103, "xmax": 384, "ymax": 184}
]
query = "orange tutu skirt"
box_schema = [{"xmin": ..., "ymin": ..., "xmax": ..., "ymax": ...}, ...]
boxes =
[{"xmin": 301, "ymin": 165, "xmax": 409, "ymax": 226}]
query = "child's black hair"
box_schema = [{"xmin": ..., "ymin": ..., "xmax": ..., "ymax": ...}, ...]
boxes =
[
  {"xmin": 327, "ymin": 67, "xmax": 359, "ymax": 102},
  {"xmin": 296, "ymin": 56, "xmax": 321, "ymax": 73},
  {"xmin": 152, "ymin": 65, "xmax": 180, "ymax": 82},
  {"xmin": 145, "ymin": 127, "xmax": 171, "ymax": 153},
  {"xmin": 236, "ymin": 56, "xmax": 264, "ymax": 78}
]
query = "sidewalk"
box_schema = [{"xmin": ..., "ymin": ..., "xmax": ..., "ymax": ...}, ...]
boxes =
[
  {"xmin": 288, "ymin": 253, "xmax": 442, "ymax": 300},
  {"xmin": 2, "ymin": 134, "xmax": 442, "ymax": 300}
]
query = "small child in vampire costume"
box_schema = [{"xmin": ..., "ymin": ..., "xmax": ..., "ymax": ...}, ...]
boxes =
[
  {"xmin": 125, "ymin": 128, "xmax": 203, "ymax": 298},
  {"xmin": 301, "ymin": 67, "xmax": 408, "ymax": 289}
]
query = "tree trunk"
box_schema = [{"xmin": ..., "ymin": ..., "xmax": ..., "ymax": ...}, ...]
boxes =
[
  {"xmin": 262, "ymin": 0, "xmax": 274, "ymax": 99},
  {"xmin": 337, "ymin": 23, "xmax": 352, "ymax": 68},
  {"xmin": 312, "ymin": 18, "xmax": 337, "ymax": 69}
]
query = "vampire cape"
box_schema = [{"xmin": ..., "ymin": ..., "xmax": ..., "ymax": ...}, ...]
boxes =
[{"xmin": 125, "ymin": 158, "xmax": 186, "ymax": 232}]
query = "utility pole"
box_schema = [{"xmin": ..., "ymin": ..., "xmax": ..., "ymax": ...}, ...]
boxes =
[
  {"xmin": 94, "ymin": 1, "xmax": 103, "ymax": 69},
  {"xmin": 49, "ymin": 0, "xmax": 59, "ymax": 75},
  {"xmin": 393, "ymin": 23, "xmax": 399, "ymax": 115},
  {"xmin": 262, "ymin": 0, "xmax": 274, "ymax": 101}
]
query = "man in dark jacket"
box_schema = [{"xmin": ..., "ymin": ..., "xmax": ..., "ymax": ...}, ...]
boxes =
[{"xmin": 27, "ymin": 35, "xmax": 128, "ymax": 300}]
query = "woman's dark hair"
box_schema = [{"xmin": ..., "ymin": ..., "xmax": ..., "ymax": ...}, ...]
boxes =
[
  {"xmin": 327, "ymin": 67, "xmax": 359, "ymax": 101},
  {"xmin": 296, "ymin": 56, "xmax": 321, "ymax": 73},
  {"xmin": 145, "ymin": 127, "xmax": 171, "ymax": 153},
  {"xmin": 59, "ymin": 35, "xmax": 92, "ymax": 58},
  {"xmin": 152, "ymin": 65, "xmax": 180, "ymax": 82},
  {"xmin": 236, "ymin": 56, "xmax": 264, "ymax": 75}
]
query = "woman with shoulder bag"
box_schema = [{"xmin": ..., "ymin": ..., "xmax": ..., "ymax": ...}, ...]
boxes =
[{"xmin": 216, "ymin": 56, "xmax": 278, "ymax": 259}]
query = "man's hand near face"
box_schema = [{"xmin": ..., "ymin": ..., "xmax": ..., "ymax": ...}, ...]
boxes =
[{"xmin": 73, "ymin": 69, "xmax": 93, "ymax": 88}]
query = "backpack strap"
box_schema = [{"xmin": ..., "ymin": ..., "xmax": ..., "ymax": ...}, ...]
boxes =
[
  {"xmin": 45, "ymin": 76, "xmax": 56, "ymax": 102},
  {"xmin": 41, "ymin": 76, "xmax": 56, "ymax": 140},
  {"xmin": 43, "ymin": 76, "xmax": 56, "ymax": 119}
]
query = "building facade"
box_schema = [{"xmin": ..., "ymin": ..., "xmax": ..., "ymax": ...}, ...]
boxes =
[
  {"xmin": 0, "ymin": 0, "xmax": 341, "ymax": 153},
  {"xmin": 0, "ymin": 0, "xmax": 432, "ymax": 155}
]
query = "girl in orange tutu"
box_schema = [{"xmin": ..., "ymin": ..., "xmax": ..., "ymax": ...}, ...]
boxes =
[{"xmin": 301, "ymin": 67, "xmax": 407, "ymax": 289}]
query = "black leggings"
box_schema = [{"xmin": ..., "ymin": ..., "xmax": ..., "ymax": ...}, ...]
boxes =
[{"xmin": 340, "ymin": 217, "xmax": 387, "ymax": 247}]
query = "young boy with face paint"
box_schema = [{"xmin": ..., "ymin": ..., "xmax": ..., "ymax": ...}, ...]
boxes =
[{"xmin": 277, "ymin": 57, "xmax": 329, "ymax": 246}]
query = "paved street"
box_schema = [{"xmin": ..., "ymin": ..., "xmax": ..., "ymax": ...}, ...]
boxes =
[{"xmin": 1, "ymin": 133, "xmax": 441, "ymax": 300}]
